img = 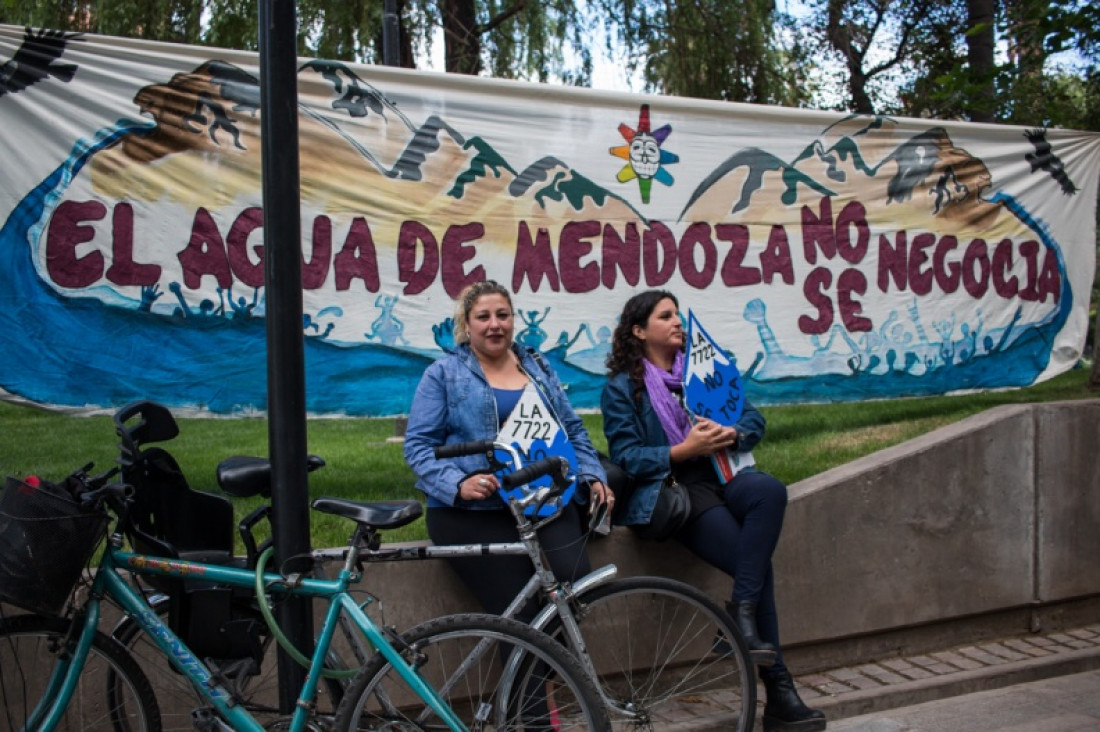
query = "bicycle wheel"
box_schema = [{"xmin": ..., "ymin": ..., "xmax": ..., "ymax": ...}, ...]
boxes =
[
  {"xmin": 544, "ymin": 576, "xmax": 756, "ymax": 732},
  {"xmin": 334, "ymin": 612, "xmax": 611, "ymax": 731},
  {"xmin": 0, "ymin": 613, "xmax": 160, "ymax": 732},
  {"xmin": 110, "ymin": 594, "xmax": 351, "ymax": 731}
]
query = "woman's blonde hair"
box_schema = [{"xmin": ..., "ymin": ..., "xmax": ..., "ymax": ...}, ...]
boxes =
[{"xmin": 453, "ymin": 280, "xmax": 514, "ymax": 345}]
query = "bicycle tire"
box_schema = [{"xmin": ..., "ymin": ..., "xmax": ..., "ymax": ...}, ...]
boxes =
[
  {"xmin": 0, "ymin": 613, "xmax": 161, "ymax": 732},
  {"xmin": 541, "ymin": 576, "xmax": 756, "ymax": 732},
  {"xmin": 110, "ymin": 594, "xmax": 349, "ymax": 731},
  {"xmin": 333, "ymin": 612, "xmax": 611, "ymax": 731}
]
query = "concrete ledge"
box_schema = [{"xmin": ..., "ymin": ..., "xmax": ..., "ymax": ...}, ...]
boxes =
[{"xmin": 365, "ymin": 399, "xmax": 1100, "ymax": 676}]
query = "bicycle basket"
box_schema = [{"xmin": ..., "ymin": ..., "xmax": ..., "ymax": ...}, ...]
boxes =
[{"xmin": 0, "ymin": 476, "xmax": 108, "ymax": 616}]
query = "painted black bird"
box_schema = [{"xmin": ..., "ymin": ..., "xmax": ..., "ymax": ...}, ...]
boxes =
[
  {"xmin": 0, "ymin": 27, "xmax": 81, "ymax": 97},
  {"xmin": 1024, "ymin": 128, "xmax": 1077, "ymax": 196}
]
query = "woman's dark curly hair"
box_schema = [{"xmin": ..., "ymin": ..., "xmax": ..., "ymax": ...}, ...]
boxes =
[{"xmin": 606, "ymin": 290, "xmax": 679, "ymax": 401}]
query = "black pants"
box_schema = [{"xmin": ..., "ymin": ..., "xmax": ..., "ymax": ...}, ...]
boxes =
[
  {"xmin": 426, "ymin": 503, "xmax": 591, "ymax": 621},
  {"xmin": 677, "ymin": 468, "xmax": 790, "ymax": 678}
]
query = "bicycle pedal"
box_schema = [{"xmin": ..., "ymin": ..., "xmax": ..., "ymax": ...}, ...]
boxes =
[{"xmin": 711, "ymin": 632, "xmax": 735, "ymax": 656}]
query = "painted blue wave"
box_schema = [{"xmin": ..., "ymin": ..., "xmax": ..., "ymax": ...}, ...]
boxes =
[{"xmin": 0, "ymin": 126, "xmax": 434, "ymax": 416}]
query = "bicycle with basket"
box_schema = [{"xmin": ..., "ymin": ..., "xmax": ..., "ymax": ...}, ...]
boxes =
[
  {"xmin": 111, "ymin": 402, "xmax": 757, "ymax": 732},
  {"xmin": 0, "ymin": 401, "xmax": 610, "ymax": 732},
  {"xmin": 1, "ymin": 398, "xmax": 758, "ymax": 731}
]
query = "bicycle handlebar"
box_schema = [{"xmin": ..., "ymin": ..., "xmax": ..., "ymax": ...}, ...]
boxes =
[
  {"xmin": 432, "ymin": 439, "xmax": 497, "ymax": 459},
  {"xmin": 54, "ymin": 462, "xmax": 132, "ymax": 514},
  {"xmin": 500, "ymin": 455, "xmax": 571, "ymax": 491},
  {"xmin": 432, "ymin": 439, "xmax": 575, "ymax": 522},
  {"xmin": 432, "ymin": 440, "xmax": 572, "ymax": 491}
]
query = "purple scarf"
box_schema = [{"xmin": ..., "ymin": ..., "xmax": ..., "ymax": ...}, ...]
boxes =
[{"xmin": 642, "ymin": 351, "xmax": 691, "ymax": 445}]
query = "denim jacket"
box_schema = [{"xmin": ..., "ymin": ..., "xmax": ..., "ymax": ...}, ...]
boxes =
[
  {"xmin": 600, "ymin": 371, "xmax": 766, "ymax": 526},
  {"xmin": 405, "ymin": 343, "xmax": 606, "ymax": 509}
]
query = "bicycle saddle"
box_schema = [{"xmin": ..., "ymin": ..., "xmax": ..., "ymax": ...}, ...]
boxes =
[
  {"xmin": 310, "ymin": 498, "xmax": 423, "ymax": 529},
  {"xmin": 217, "ymin": 454, "xmax": 327, "ymax": 497}
]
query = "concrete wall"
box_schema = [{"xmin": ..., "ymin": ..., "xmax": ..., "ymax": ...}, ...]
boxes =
[{"xmin": 361, "ymin": 399, "xmax": 1100, "ymax": 671}]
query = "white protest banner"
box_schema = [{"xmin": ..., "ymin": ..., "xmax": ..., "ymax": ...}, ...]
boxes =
[{"xmin": 1, "ymin": 25, "xmax": 1097, "ymax": 416}]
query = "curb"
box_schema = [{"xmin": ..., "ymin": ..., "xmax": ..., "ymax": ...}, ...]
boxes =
[
  {"xmin": 810, "ymin": 644, "xmax": 1100, "ymax": 722},
  {"xmin": 665, "ymin": 629, "xmax": 1100, "ymax": 731}
]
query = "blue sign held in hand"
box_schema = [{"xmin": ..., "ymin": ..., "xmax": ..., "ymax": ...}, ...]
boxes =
[
  {"xmin": 683, "ymin": 310, "xmax": 755, "ymax": 483},
  {"xmin": 494, "ymin": 384, "xmax": 578, "ymax": 516},
  {"xmin": 682, "ymin": 310, "xmax": 744, "ymax": 427}
]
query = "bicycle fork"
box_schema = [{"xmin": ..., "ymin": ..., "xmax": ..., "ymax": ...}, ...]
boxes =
[
  {"xmin": 21, "ymin": 604, "xmax": 102, "ymax": 732},
  {"xmin": 527, "ymin": 563, "xmax": 619, "ymax": 682}
]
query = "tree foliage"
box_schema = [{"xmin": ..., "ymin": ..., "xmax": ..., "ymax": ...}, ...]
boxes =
[
  {"xmin": 798, "ymin": 0, "xmax": 1098, "ymax": 129},
  {"xmin": 0, "ymin": 0, "xmax": 1095, "ymax": 125},
  {"xmin": 0, "ymin": 0, "xmax": 594, "ymax": 82},
  {"xmin": 592, "ymin": 0, "xmax": 809, "ymax": 105},
  {"xmin": 802, "ymin": 0, "xmax": 949, "ymax": 114},
  {"xmin": 892, "ymin": 0, "xmax": 1099, "ymax": 128},
  {"xmin": 0, "ymin": 0, "xmax": 204, "ymax": 42}
]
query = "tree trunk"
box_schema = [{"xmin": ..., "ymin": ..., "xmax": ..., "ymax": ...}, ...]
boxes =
[
  {"xmin": 1004, "ymin": 0, "xmax": 1050, "ymax": 123},
  {"xmin": 966, "ymin": 0, "xmax": 996, "ymax": 122},
  {"xmin": 399, "ymin": 0, "xmax": 415, "ymax": 70},
  {"xmin": 442, "ymin": 0, "xmax": 481, "ymax": 74},
  {"xmin": 826, "ymin": 0, "xmax": 876, "ymax": 114},
  {"xmin": 1006, "ymin": 0, "xmax": 1047, "ymax": 78},
  {"xmin": 849, "ymin": 68, "xmax": 874, "ymax": 114}
]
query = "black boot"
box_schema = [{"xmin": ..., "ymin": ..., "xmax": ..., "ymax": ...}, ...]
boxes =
[
  {"xmin": 762, "ymin": 669, "xmax": 826, "ymax": 732},
  {"xmin": 729, "ymin": 601, "xmax": 777, "ymax": 666}
]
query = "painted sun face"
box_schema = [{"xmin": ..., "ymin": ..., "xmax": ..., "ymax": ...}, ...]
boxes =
[
  {"xmin": 609, "ymin": 104, "xmax": 678, "ymax": 204},
  {"xmin": 629, "ymin": 133, "xmax": 661, "ymax": 178}
]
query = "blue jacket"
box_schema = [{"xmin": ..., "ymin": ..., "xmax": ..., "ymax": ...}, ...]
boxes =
[
  {"xmin": 405, "ymin": 343, "xmax": 607, "ymax": 509},
  {"xmin": 600, "ymin": 371, "xmax": 766, "ymax": 526}
]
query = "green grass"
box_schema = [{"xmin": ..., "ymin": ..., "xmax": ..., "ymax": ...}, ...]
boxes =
[{"xmin": 1, "ymin": 366, "xmax": 1096, "ymax": 546}]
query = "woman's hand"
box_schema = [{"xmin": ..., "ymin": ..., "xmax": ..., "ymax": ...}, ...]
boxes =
[
  {"xmin": 459, "ymin": 473, "xmax": 499, "ymax": 501},
  {"xmin": 672, "ymin": 418, "xmax": 739, "ymax": 462},
  {"xmin": 587, "ymin": 480, "xmax": 614, "ymax": 513}
]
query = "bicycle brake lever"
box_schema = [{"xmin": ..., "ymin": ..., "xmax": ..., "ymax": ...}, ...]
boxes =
[{"xmin": 513, "ymin": 486, "xmax": 562, "ymax": 519}]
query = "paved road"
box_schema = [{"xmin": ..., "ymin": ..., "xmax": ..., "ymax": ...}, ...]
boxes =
[{"xmin": 827, "ymin": 668, "xmax": 1100, "ymax": 731}]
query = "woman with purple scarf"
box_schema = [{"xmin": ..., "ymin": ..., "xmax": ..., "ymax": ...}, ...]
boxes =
[{"xmin": 601, "ymin": 290, "xmax": 826, "ymax": 732}]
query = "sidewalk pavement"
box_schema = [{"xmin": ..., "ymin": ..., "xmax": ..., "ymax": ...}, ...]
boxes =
[
  {"xmin": 658, "ymin": 623, "xmax": 1100, "ymax": 731},
  {"xmin": 827, "ymin": 668, "xmax": 1100, "ymax": 731}
]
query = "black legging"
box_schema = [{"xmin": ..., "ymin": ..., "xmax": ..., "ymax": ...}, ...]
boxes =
[
  {"xmin": 426, "ymin": 503, "xmax": 591, "ymax": 621},
  {"xmin": 676, "ymin": 469, "xmax": 790, "ymax": 678},
  {"xmin": 428, "ymin": 504, "xmax": 590, "ymax": 731}
]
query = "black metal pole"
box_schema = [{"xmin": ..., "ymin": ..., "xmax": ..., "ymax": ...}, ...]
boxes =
[
  {"xmin": 383, "ymin": 0, "xmax": 400, "ymax": 66},
  {"xmin": 257, "ymin": 0, "xmax": 313, "ymax": 713}
]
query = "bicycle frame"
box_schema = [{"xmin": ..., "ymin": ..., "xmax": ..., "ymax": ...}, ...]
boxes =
[
  {"xmin": 312, "ymin": 470, "xmax": 620, "ymax": 695},
  {"xmin": 321, "ymin": 541, "xmax": 619, "ymax": 667},
  {"xmin": 30, "ymin": 535, "xmax": 470, "ymax": 732}
]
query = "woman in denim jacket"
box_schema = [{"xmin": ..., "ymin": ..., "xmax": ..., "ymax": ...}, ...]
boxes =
[
  {"xmin": 404, "ymin": 280, "xmax": 610, "ymax": 619},
  {"xmin": 601, "ymin": 289, "xmax": 825, "ymax": 732}
]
